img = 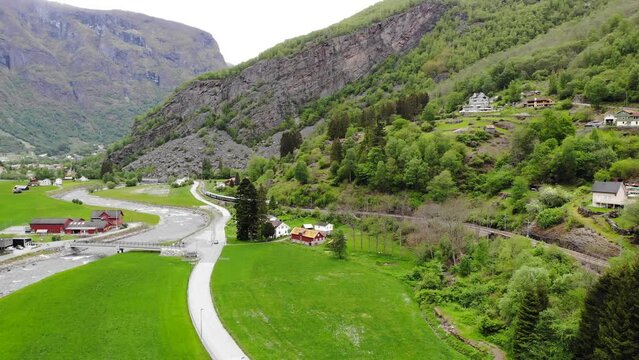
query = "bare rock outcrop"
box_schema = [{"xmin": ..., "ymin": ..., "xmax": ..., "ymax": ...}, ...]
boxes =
[{"xmin": 110, "ymin": 1, "xmax": 448, "ymax": 175}]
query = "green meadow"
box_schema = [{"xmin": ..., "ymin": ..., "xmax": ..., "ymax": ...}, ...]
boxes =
[
  {"xmin": 0, "ymin": 252, "xmax": 207, "ymax": 359},
  {"xmin": 212, "ymin": 243, "xmax": 465, "ymax": 359}
]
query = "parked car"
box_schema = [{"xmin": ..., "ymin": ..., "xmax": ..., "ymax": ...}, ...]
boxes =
[{"xmin": 13, "ymin": 188, "xmax": 22, "ymax": 194}]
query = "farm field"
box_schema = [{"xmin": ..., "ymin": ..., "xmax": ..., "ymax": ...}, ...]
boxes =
[
  {"xmin": 95, "ymin": 184, "xmax": 202, "ymax": 208},
  {"xmin": 0, "ymin": 182, "xmax": 158, "ymax": 229},
  {"xmin": 212, "ymin": 242, "xmax": 465, "ymax": 359},
  {"xmin": 0, "ymin": 252, "xmax": 207, "ymax": 359}
]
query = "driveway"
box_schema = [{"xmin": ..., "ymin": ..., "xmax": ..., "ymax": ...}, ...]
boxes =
[{"xmin": 186, "ymin": 182, "xmax": 248, "ymax": 360}]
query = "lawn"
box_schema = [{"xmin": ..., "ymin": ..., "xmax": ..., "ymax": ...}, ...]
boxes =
[
  {"xmin": 0, "ymin": 252, "xmax": 207, "ymax": 359},
  {"xmin": 0, "ymin": 182, "xmax": 158, "ymax": 229},
  {"xmin": 95, "ymin": 184, "xmax": 202, "ymax": 208},
  {"xmin": 212, "ymin": 243, "xmax": 465, "ymax": 359}
]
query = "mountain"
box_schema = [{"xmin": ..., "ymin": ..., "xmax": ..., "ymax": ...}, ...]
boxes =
[
  {"xmin": 109, "ymin": 0, "xmax": 634, "ymax": 179},
  {"xmin": 0, "ymin": 0, "xmax": 226, "ymax": 155},
  {"xmin": 108, "ymin": 0, "xmax": 448, "ymax": 176}
]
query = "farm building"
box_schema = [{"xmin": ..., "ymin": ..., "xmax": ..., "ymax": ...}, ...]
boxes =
[
  {"xmin": 0, "ymin": 238, "xmax": 12, "ymax": 250},
  {"xmin": 12, "ymin": 238, "xmax": 32, "ymax": 247},
  {"xmin": 291, "ymin": 227, "xmax": 326, "ymax": 246},
  {"xmin": 592, "ymin": 182, "xmax": 628, "ymax": 208},
  {"xmin": 65, "ymin": 220, "xmax": 110, "ymax": 235},
  {"xmin": 522, "ymin": 97, "xmax": 555, "ymax": 108},
  {"xmin": 270, "ymin": 220, "xmax": 291, "ymax": 238},
  {"xmin": 314, "ymin": 223, "xmax": 334, "ymax": 235},
  {"xmin": 30, "ymin": 218, "xmax": 74, "ymax": 234},
  {"xmin": 91, "ymin": 210, "xmax": 124, "ymax": 227}
]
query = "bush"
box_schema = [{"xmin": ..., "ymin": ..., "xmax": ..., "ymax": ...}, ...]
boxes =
[
  {"xmin": 537, "ymin": 208, "xmax": 565, "ymax": 229},
  {"xmin": 71, "ymin": 198, "xmax": 83, "ymax": 205},
  {"xmin": 106, "ymin": 181, "xmax": 116, "ymax": 189},
  {"xmin": 478, "ymin": 316, "xmax": 506, "ymax": 336},
  {"xmin": 51, "ymin": 235, "xmax": 62, "ymax": 242},
  {"xmin": 538, "ymin": 187, "xmax": 571, "ymax": 208},
  {"xmin": 125, "ymin": 178, "xmax": 138, "ymax": 187}
]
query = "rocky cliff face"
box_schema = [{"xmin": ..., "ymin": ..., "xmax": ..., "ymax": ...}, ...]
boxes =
[
  {"xmin": 111, "ymin": 0, "xmax": 447, "ymax": 177},
  {"xmin": 0, "ymin": 0, "xmax": 226, "ymax": 154}
]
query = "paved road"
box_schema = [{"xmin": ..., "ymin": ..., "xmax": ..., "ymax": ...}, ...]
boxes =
[
  {"xmin": 56, "ymin": 189, "xmax": 208, "ymax": 244},
  {"xmin": 186, "ymin": 182, "xmax": 248, "ymax": 360}
]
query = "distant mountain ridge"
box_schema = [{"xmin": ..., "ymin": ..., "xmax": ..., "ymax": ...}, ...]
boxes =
[{"xmin": 0, "ymin": 0, "xmax": 226, "ymax": 155}]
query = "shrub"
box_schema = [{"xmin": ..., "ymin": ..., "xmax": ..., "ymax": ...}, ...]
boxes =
[
  {"xmin": 125, "ymin": 178, "xmax": 137, "ymax": 187},
  {"xmin": 537, "ymin": 208, "xmax": 565, "ymax": 229},
  {"xmin": 538, "ymin": 187, "xmax": 571, "ymax": 208},
  {"xmin": 51, "ymin": 235, "xmax": 61, "ymax": 242},
  {"xmin": 106, "ymin": 181, "xmax": 116, "ymax": 189},
  {"xmin": 71, "ymin": 198, "xmax": 83, "ymax": 205},
  {"xmin": 478, "ymin": 316, "xmax": 506, "ymax": 336}
]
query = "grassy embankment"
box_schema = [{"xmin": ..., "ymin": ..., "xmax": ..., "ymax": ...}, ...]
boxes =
[
  {"xmin": 0, "ymin": 252, "xmax": 207, "ymax": 359},
  {"xmin": 95, "ymin": 184, "xmax": 202, "ymax": 208},
  {"xmin": 212, "ymin": 242, "xmax": 467, "ymax": 359},
  {"xmin": 0, "ymin": 182, "xmax": 159, "ymax": 233}
]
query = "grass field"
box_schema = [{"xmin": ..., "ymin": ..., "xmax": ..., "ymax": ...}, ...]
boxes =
[
  {"xmin": 0, "ymin": 252, "xmax": 207, "ymax": 359},
  {"xmin": 95, "ymin": 184, "xmax": 203, "ymax": 208},
  {"xmin": 212, "ymin": 243, "xmax": 465, "ymax": 359},
  {"xmin": 0, "ymin": 182, "xmax": 159, "ymax": 229}
]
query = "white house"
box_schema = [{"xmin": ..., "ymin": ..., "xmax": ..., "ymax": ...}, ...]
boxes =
[
  {"xmin": 460, "ymin": 92, "xmax": 494, "ymax": 114},
  {"xmin": 39, "ymin": 179, "xmax": 52, "ymax": 186},
  {"xmin": 615, "ymin": 109, "xmax": 639, "ymax": 127},
  {"xmin": 270, "ymin": 220, "xmax": 291, "ymax": 238},
  {"xmin": 54, "ymin": 178, "xmax": 63, "ymax": 186},
  {"xmin": 592, "ymin": 182, "xmax": 628, "ymax": 208},
  {"xmin": 314, "ymin": 223, "xmax": 334, "ymax": 235}
]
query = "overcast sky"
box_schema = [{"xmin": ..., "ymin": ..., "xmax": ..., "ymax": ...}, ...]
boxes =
[{"xmin": 50, "ymin": 0, "xmax": 382, "ymax": 64}]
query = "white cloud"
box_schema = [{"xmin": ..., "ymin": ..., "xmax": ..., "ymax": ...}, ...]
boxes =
[{"xmin": 48, "ymin": 0, "xmax": 382, "ymax": 64}]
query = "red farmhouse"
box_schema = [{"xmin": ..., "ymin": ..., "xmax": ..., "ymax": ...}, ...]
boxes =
[
  {"xmin": 30, "ymin": 218, "xmax": 74, "ymax": 234},
  {"xmin": 65, "ymin": 220, "xmax": 110, "ymax": 235},
  {"xmin": 291, "ymin": 227, "xmax": 326, "ymax": 246},
  {"xmin": 91, "ymin": 210, "xmax": 124, "ymax": 227}
]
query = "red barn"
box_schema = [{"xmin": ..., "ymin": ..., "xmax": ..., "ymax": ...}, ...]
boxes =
[
  {"xmin": 291, "ymin": 227, "xmax": 326, "ymax": 246},
  {"xmin": 91, "ymin": 210, "xmax": 124, "ymax": 227},
  {"xmin": 30, "ymin": 218, "xmax": 74, "ymax": 234},
  {"xmin": 65, "ymin": 220, "xmax": 110, "ymax": 235}
]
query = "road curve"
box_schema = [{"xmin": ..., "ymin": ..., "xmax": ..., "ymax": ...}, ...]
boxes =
[{"xmin": 187, "ymin": 182, "xmax": 248, "ymax": 360}]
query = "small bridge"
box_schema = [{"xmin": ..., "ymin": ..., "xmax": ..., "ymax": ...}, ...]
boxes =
[{"xmin": 70, "ymin": 240, "xmax": 184, "ymax": 253}]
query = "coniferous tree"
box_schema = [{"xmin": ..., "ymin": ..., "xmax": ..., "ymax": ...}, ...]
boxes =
[
  {"xmin": 280, "ymin": 129, "xmax": 302, "ymax": 157},
  {"xmin": 330, "ymin": 140, "xmax": 343, "ymax": 163},
  {"xmin": 235, "ymin": 178, "xmax": 259, "ymax": 241},
  {"xmin": 513, "ymin": 287, "xmax": 549, "ymax": 359},
  {"xmin": 573, "ymin": 258, "xmax": 639, "ymax": 359}
]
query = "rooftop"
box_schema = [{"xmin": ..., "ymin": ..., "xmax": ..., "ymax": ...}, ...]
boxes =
[{"xmin": 592, "ymin": 181, "xmax": 624, "ymax": 194}]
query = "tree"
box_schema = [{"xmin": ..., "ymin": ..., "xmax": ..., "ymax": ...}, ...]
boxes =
[
  {"xmin": 512, "ymin": 287, "xmax": 549, "ymax": 359},
  {"xmin": 573, "ymin": 258, "xmax": 639, "ymax": 358},
  {"xmin": 531, "ymin": 110, "xmax": 575, "ymax": 143},
  {"xmin": 201, "ymin": 158, "xmax": 212, "ymax": 179},
  {"xmin": 235, "ymin": 178, "xmax": 260, "ymax": 241},
  {"xmin": 330, "ymin": 140, "xmax": 343, "ymax": 163},
  {"xmin": 261, "ymin": 221, "xmax": 276, "ymax": 240},
  {"xmin": 511, "ymin": 126, "xmax": 539, "ymax": 165},
  {"xmin": 584, "ymin": 77, "xmax": 609, "ymax": 108},
  {"xmin": 623, "ymin": 201, "xmax": 639, "ymax": 227},
  {"xmin": 294, "ymin": 160, "xmax": 310, "ymax": 184},
  {"xmin": 328, "ymin": 112, "xmax": 349, "ymax": 139},
  {"xmin": 428, "ymin": 170, "xmax": 457, "ymax": 203},
  {"xmin": 280, "ymin": 130, "xmax": 302, "ymax": 157},
  {"xmin": 510, "ymin": 176, "xmax": 529, "ymax": 213},
  {"xmin": 328, "ymin": 230, "xmax": 347, "ymax": 259}
]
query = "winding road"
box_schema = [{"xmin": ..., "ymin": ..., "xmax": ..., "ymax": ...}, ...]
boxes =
[{"xmin": 187, "ymin": 183, "xmax": 248, "ymax": 360}]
